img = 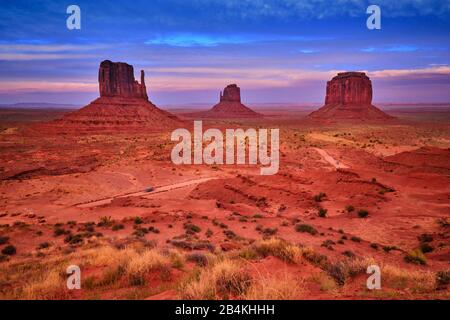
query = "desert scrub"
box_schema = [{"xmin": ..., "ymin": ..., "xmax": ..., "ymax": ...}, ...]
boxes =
[
  {"xmin": 180, "ymin": 259, "xmax": 252, "ymax": 299},
  {"xmin": 295, "ymin": 224, "xmax": 318, "ymax": 235},
  {"xmin": 252, "ymin": 238, "xmax": 302, "ymax": 264}
]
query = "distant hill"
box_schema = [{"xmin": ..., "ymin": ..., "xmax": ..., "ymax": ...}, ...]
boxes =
[{"xmin": 0, "ymin": 103, "xmax": 80, "ymax": 110}]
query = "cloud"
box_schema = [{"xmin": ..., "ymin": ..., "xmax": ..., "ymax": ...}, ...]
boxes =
[
  {"xmin": 145, "ymin": 33, "xmax": 331, "ymax": 47},
  {"xmin": 362, "ymin": 45, "xmax": 420, "ymax": 53}
]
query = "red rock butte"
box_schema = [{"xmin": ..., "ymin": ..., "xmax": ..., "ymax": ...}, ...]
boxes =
[
  {"xmin": 50, "ymin": 60, "xmax": 179, "ymax": 131},
  {"xmin": 308, "ymin": 72, "xmax": 393, "ymax": 122},
  {"xmin": 188, "ymin": 84, "xmax": 261, "ymax": 119}
]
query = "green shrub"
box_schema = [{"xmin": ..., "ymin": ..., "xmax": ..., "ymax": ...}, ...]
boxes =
[
  {"xmin": 420, "ymin": 243, "xmax": 434, "ymax": 253},
  {"xmin": 350, "ymin": 236, "xmax": 361, "ymax": 243},
  {"xmin": 112, "ymin": 224, "xmax": 124, "ymax": 231},
  {"xmin": 1, "ymin": 245, "xmax": 16, "ymax": 256},
  {"xmin": 357, "ymin": 210, "xmax": 369, "ymax": 218},
  {"xmin": 0, "ymin": 236, "xmax": 9, "ymax": 245},
  {"xmin": 345, "ymin": 205, "xmax": 355, "ymax": 213},
  {"xmin": 313, "ymin": 192, "xmax": 327, "ymax": 202},
  {"xmin": 295, "ymin": 224, "xmax": 318, "ymax": 235},
  {"xmin": 184, "ymin": 223, "xmax": 201, "ymax": 234},
  {"xmin": 134, "ymin": 217, "xmax": 143, "ymax": 225},
  {"xmin": 418, "ymin": 233, "xmax": 433, "ymax": 243},
  {"xmin": 318, "ymin": 208, "xmax": 328, "ymax": 218}
]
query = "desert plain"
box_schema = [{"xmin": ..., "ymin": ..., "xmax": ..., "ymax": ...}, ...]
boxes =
[{"xmin": 0, "ymin": 101, "xmax": 449, "ymax": 300}]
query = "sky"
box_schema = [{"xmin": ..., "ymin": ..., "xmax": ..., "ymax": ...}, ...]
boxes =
[{"xmin": 0, "ymin": 0, "xmax": 449, "ymax": 106}]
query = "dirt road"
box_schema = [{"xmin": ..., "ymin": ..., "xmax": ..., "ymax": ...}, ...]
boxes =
[
  {"xmin": 76, "ymin": 177, "xmax": 216, "ymax": 208},
  {"xmin": 313, "ymin": 148, "xmax": 349, "ymax": 169}
]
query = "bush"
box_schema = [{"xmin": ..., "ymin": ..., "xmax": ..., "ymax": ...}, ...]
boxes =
[
  {"xmin": 404, "ymin": 249, "xmax": 427, "ymax": 265},
  {"xmin": 112, "ymin": 224, "xmax": 124, "ymax": 231},
  {"xmin": 187, "ymin": 252, "xmax": 209, "ymax": 267},
  {"xmin": 418, "ymin": 233, "xmax": 433, "ymax": 243},
  {"xmin": 0, "ymin": 236, "xmax": 9, "ymax": 245},
  {"xmin": 184, "ymin": 223, "xmax": 201, "ymax": 234},
  {"xmin": 1, "ymin": 245, "xmax": 16, "ymax": 256},
  {"xmin": 295, "ymin": 224, "xmax": 318, "ymax": 235},
  {"xmin": 370, "ymin": 243, "xmax": 379, "ymax": 250},
  {"xmin": 345, "ymin": 205, "xmax": 355, "ymax": 213},
  {"xmin": 350, "ymin": 236, "xmax": 361, "ymax": 243},
  {"xmin": 436, "ymin": 270, "xmax": 450, "ymax": 287},
  {"xmin": 357, "ymin": 210, "xmax": 369, "ymax": 218},
  {"xmin": 318, "ymin": 208, "xmax": 328, "ymax": 218},
  {"xmin": 98, "ymin": 216, "xmax": 114, "ymax": 227},
  {"xmin": 53, "ymin": 227, "xmax": 69, "ymax": 236},
  {"xmin": 134, "ymin": 217, "xmax": 143, "ymax": 225},
  {"xmin": 38, "ymin": 242, "xmax": 50, "ymax": 250},
  {"xmin": 313, "ymin": 192, "xmax": 327, "ymax": 202},
  {"xmin": 420, "ymin": 243, "xmax": 434, "ymax": 253},
  {"xmin": 382, "ymin": 245, "xmax": 397, "ymax": 253}
]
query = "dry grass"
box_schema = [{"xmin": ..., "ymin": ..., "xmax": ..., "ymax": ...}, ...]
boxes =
[
  {"xmin": 252, "ymin": 238, "xmax": 303, "ymax": 264},
  {"xmin": 244, "ymin": 273, "xmax": 303, "ymax": 300},
  {"xmin": 22, "ymin": 269, "xmax": 68, "ymax": 300},
  {"xmin": 382, "ymin": 264, "xmax": 436, "ymax": 293},
  {"xmin": 180, "ymin": 258, "xmax": 252, "ymax": 299}
]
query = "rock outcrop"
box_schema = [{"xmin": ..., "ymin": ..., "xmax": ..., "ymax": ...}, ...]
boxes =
[
  {"xmin": 50, "ymin": 60, "xmax": 179, "ymax": 131},
  {"xmin": 99, "ymin": 60, "xmax": 148, "ymax": 99},
  {"xmin": 308, "ymin": 72, "xmax": 393, "ymax": 121},
  {"xmin": 186, "ymin": 84, "xmax": 261, "ymax": 119}
]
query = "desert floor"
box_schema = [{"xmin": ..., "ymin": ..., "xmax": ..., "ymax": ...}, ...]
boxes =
[{"xmin": 0, "ymin": 106, "xmax": 449, "ymax": 300}]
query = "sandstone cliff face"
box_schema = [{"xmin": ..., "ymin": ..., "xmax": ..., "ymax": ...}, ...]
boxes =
[
  {"xmin": 325, "ymin": 72, "xmax": 372, "ymax": 106},
  {"xmin": 308, "ymin": 72, "xmax": 393, "ymax": 122},
  {"xmin": 99, "ymin": 60, "xmax": 148, "ymax": 99}
]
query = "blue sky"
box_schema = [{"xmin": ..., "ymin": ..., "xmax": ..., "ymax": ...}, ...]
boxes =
[{"xmin": 0, "ymin": 0, "xmax": 449, "ymax": 105}]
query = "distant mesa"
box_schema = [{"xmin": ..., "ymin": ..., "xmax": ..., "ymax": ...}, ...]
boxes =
[
  {"xmin": 308, "ymin": 72, "xmax": 393, "ymax": 122},
  {"xmin": 51, "ymin": 60, "xmax": 179, "ymax": 131},
  {"xmin": 186, "ymin": 84, "xmax": 261, "ymax": 119}
]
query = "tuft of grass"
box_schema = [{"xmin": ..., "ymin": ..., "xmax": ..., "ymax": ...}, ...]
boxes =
[
  {"xmin": 180, "ymin": 259, "xmax": 252, "ymax": 299},
  {"xmin": 244, "ymin": 273, "xmax": 303, "ymax": 300},
  {"xmin": 252, "ymin": 238, "xmax": 302, "ymax": 264}
]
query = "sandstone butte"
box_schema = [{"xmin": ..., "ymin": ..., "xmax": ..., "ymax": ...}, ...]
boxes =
[
  {"xmin": 49, "ymin": 60, "xmax": 180, "ymax": 131},
  {"xmin": 190, "ymin": 84, "xmax": 261, "ymax": 119},
  {"xmin": 308, "ymin": 72, "xmax": 393, "ymax": 122}
]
